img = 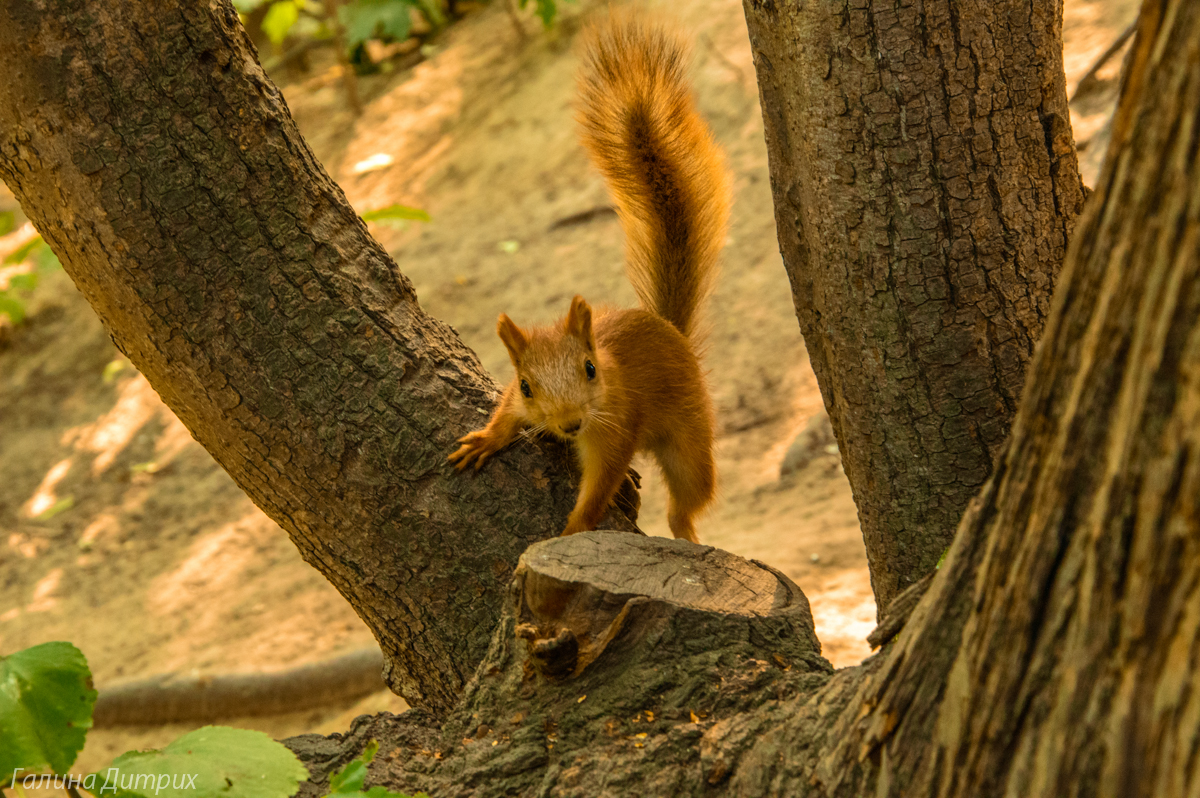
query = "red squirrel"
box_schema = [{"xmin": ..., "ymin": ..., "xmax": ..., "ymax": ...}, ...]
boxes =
[{"xmin": 448, "ymin": 16, "xmax": 729, "ymax": 544}]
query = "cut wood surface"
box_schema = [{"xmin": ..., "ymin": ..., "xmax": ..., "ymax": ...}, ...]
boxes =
[
  {"xmin": 513, "ymin": 531, "xmax": 822, "ymax": 678},
  {"xmin": 285, "ymin": 530, "xmax": 834, "ymax": 797},
  {"xmin": 520, "ymin": 531, "xmax": 803, "ymax": 615}
]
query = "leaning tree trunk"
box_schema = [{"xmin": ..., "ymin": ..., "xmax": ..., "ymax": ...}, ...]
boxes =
[
  {"xmin": 280, "ymin": 3, "xmax": 1200, "ymax": 794},
  {"xmin": 0, "ymin": 0, "xmax": 635, "ymax": 716},
  {"xmin": 5, "ymin": 0, "xmax": 1197, "ymax": 792},
  {"xmin": 831, "ymin": 3, "xmax": 1200, "ymax": 792},
  {"xmin": 742, "ymin": 0, "xmax": 1088, "ymax": 610}
]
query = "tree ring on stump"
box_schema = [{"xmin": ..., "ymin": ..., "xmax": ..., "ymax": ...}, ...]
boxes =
[{"xmin": 511, "ymin": 530, "xmax": 822, "ymax": 680}]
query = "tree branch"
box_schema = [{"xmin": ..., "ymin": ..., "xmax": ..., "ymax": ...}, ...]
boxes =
[
  {"xmin": 0, "ymin": 0, "xmax": 633, "ymax": 715},
  {"xmin": 742, "ymin": 0, "xmax": 1087, "ymax": 611}
]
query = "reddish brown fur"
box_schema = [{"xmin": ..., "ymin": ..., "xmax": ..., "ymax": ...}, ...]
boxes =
[
  {"xmin": 449, "ymin": 16, "xmax": 728, "ymax": 543},
  {"xmin": 575, "ymin": 14, "xmax": 730, "ymax": 342}
]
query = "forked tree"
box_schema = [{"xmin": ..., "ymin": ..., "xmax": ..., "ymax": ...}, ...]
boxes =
[{"xmin": 1, "ymin": 0, "xmax": 1196, "ymax": 794}]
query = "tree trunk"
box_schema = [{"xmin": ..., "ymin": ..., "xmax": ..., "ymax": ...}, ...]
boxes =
[
  {"xmin": 5, "ymin": 0, "xmax": 1199, "ymax": 793},
  {"xmin": 279, "ymin": 4, "xmax": 1200, "ymax": 793},
  {"xmin": 0, "ymin": 0, "xmax": 634, "ymax": 716},
  {"xmin": 741, "ymin": 0, "xmax": 1088, "ymax": 610},
  {"xmin": 851, "ymin": 4, "xmax": 1200, "ymax": 792}
]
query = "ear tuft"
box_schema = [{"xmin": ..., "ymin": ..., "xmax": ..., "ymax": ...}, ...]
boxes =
[{"xmin": 497, "ymin": 313, "xmax": 528, "ymax": 365}]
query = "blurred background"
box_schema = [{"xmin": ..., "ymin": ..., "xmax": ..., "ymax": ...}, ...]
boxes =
[{"xmin": 0, "ymin": 0, "xmax": 1135, "ymax": 772}]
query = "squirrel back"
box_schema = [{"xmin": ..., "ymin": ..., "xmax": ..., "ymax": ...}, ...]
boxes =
[{"xmin": 576, "ymin": 16, "xmax": 730, "ymax": 342}]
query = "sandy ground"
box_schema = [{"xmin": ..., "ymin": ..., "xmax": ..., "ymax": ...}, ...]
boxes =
[{"xmin": 0, "ymin": 0, "xmax": 1135, "ymax": 777}]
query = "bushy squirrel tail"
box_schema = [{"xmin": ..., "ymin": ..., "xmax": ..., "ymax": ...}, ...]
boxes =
[{"xmin": 576, "ymin": 15, "xmax": 730, "ymax": 342}]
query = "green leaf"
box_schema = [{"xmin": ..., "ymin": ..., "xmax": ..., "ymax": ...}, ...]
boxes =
[
  {"xmin": 361, "ymin": 204, "xmax": 430, "ymax": 224},
  {"xmin": 0, "ymin": 293, "xmax": 26, "ymax": 325},
  {"xmin": 340, "ymin": 0, "xmax": 413, "ymax": 49},
  {"xmin": 262, "ymin": 0, "xmax": 301, "ymax": 45},
  {"xmin": 329, "ymin": 740, "xmax": 377, "ymax": 794},
  {"xmin": 103, "ymin": 359, "xmax": 130, "ymax": 384},
  {"xmin": 32, "ymin": 242, "xmax": 61, "ymax": 272},
  {"xmin": 408, "ymin": 0, "xmax": 444, "ymax": 28},
  {"xmin": 36, "ymin": 497, "xmax": 75, "ymax": 521},
  {"xmin": 102, "ymin": 727, "xmax": 309, "ymax": 798},
  {"xmin": 533, "ymin": 0, "xmax": 556, "ymax": 28},
  {"xmin": 232, "ymin": 0, "xmax": 270, "ymax": 11},
  {"xmin": 324, "ymin": 741, "xmax": 426, "ymax": 798},
  {"xmin": 4, "ymin": 235, "xmax": 43, "ymax": 266},
  {"xmin": 0, "ymin": 642, "xmax": 97, "ymax": 785},
  {"xmin": 8, "ymin": 272, "xmax": 38, "ymax": 292},
  {"xmin": 3, "ymin": 235, "xmax": 59, "ymax": 272},
  {"xmin": 0, "ymin": 211, "xmax": 14, "ymax": 236}
]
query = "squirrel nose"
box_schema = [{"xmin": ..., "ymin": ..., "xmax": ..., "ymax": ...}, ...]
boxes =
[{"xmin": 562, "ymin": 420, "xmax": 582, "ymax": 435}]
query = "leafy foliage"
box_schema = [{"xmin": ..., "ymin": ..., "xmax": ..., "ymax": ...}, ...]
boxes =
[
  {"xmin": 1, "ymin": 644, "xmax": 315, "ymax": 798},
  {"xmin": 103, "ymin": 727, "xmax": 310, "ymax": 798},
  {"xmin": 0, "ymin": 642, "xmax": 96, "ymax": 785},
  {"xmin": 340, "ymin": 0, "xmax": 416, "ymax": 48},
  {"xmin": 324, "ymin": 740, "xmax": 427, "ymax": 798},
  {"xmin": 238, "ymin": 0, "xmax": 444, "ymax": 52}
]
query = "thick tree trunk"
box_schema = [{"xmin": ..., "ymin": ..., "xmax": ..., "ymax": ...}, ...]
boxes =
[
  {"xmin": 741, "ymin": 0, "xmax": 1088, "ymax": 610},
  {"xmin": 280, "ymin": 2, "xmax": 1200, "ymax": 794},
  {"xmin": 0, "ymin": 0, "xmax": 634, "ymax": 716},
  {"xmin": 4, "ymin": 0, "xmax": 1197, "ymax": 793},
  {"xmin": 812, "ymin": 5, "xmax": 1200, "ymax": 793}
]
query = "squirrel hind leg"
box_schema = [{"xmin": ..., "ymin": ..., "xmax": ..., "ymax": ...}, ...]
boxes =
[{"xmin": 656, "ymin": 441, "xmax": 715, "ymax": 544}]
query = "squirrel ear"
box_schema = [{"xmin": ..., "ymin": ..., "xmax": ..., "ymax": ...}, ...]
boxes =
[
  {"xmin": 566, "ymin": 295, "xmax": 594, "ymax": 350},
  {"xmin": 497, "ymin": 313, "xmax": 528, "ymax": 365}
]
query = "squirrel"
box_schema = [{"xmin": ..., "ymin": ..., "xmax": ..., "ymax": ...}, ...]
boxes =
[{"xmin": 448, "ymin": 15, "xmax": 730, "ymax": 544}]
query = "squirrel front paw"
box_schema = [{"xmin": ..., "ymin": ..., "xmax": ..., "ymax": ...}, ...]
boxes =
[{"xmin": 448, "ymin": 430, "xmax": 504, "ymax": 471}]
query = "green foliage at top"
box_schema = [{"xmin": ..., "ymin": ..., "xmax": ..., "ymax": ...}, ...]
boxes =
[
  {"xmin": 237, "ymin": 0, "xmax": 445, "ymax": 53},
  {"xmin": 0, "ymin": 642, "xmax": 97, "ymax": 785},
  {"xmin": 324, "ymin": 740, "xmax": 427, "ymax": 798},
  {"xmin": 103, "ymin": 727, "xmax": 310, "ymax": 798}
]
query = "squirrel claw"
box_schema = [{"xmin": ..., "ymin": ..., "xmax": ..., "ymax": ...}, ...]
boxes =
[{"xmin": 449, "ymin": 431, "xmax": 499, "ymax": 471}]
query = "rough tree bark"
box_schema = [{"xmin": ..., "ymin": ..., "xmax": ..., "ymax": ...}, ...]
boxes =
[
  {"xmin": 813, "ymin": 4, "xmax": 1200, "ymax": 792},
  {"xmin": 742, "ymin": 0, "xmax": 1088, "ymax": 610},
  {"xmin": 0, "ymin": 0, "xmax": 637, "ymax": 716},
  {"xmin": 4, "ymin": 0, "xmax": 1198, "ymax": 793},
  {"xmin": 281, "ymin": 3, "xmax": 1200, "ymax": 794}
]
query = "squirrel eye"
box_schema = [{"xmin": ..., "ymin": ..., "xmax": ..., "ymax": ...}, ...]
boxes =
[
  {"xmin": 585, "ymin": 360, "xmax": 596, "ymax": 380},
  {"xmin": 520, "ymin": 379, "xmax": 532, "ymax": 398}
]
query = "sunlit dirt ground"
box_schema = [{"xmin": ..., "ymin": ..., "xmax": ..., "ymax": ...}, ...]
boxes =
[{"xmin": 0, "ymin": 0, "xmax": 1136, "ymax": 773}]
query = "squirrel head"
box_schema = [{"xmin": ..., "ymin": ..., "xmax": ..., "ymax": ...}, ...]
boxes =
[{"xmin": 497, "ymin": 295, "xmax": 606, "ymax": 440}]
